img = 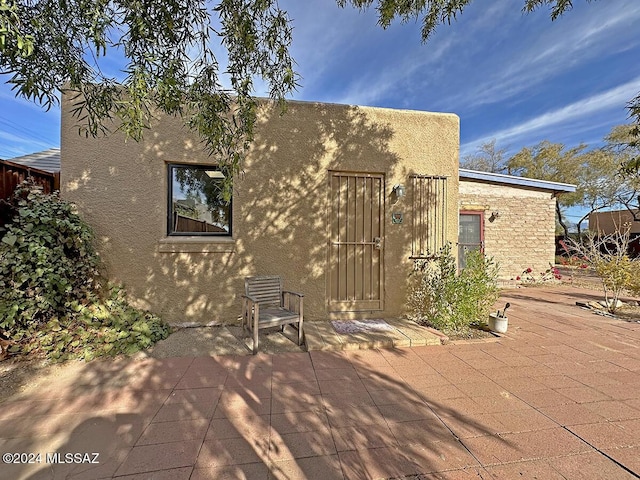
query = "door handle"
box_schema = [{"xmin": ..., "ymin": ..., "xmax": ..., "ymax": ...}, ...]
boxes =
[{"xmin": 374, "ymin": 237, "xmax": 381, "ymax": 250}]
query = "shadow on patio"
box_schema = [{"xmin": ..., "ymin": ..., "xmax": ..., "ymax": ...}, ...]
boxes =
[
  {"xmin": 2, "ymin": 348, "xmax": 500, "ymax": 479},
  {"xmin": 2, "ymin": 286, "xmax": 639, "ymax": 479}
]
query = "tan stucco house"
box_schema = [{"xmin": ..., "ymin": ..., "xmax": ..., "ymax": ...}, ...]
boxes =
[
  {"xmin": 60, "ymin": 98, "xmax": 574, "ymax": 325},
  {"xmin": 62, "ymin": 99, "xmax": 460, "ymax": 325}
]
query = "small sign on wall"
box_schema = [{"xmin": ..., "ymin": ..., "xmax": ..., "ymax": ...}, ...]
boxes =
[{"xmin": 392, "ymin": 212, "xmax": 403, "ymax": 224}]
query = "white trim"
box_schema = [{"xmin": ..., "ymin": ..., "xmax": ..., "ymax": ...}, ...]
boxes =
[{"xmin": 460, "ymin": 169, "xmax": 576, "ymax": 193}]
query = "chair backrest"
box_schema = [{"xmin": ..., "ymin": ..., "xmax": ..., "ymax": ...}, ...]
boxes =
[{"xmin": 245, "ymin": 275, "xmax": 282, "ymax": 306}]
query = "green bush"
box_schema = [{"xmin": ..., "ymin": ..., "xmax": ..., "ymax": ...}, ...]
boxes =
[
  {"xmin": 407, "ymin": 243, "xmax": 499, "ymax": 334},
  {"xmin": 625, "ymin": 258, "xmax": 640, "ymax": 299},
  {"xmin": 458, "ymin": 249, "xmax": 501, "ymax": 325},
  {"xmin": 17, "ymin": 284, "xmax": 171, "ymax": 362},
  {"xmin": 564, "ymin": 227, "xmax": 639, "ymax": 313},
  {"xmin": 1, "ymin": 181, "xmax": 169, "ymax": 361},
  {"xmin": 0, "ymin": 183, "xmax": 100, "ymax": 330}
]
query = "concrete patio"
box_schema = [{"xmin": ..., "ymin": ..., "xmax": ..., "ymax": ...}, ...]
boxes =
[
  {"xmin": 1, "ymin": 285, "xmax": 639, "ymax": 479},
  {"xmin": 146, "ymin": 316, "xmax": 444, "ymax": 359}
]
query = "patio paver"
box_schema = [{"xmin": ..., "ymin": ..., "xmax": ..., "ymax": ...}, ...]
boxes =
[{"xmin": 2, "ymin": 285, "xmax": 640, "ymax": 479}]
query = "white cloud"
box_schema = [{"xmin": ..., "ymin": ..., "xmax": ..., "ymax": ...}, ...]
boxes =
[
  {"xmin": 0, "ymin": 88, "xmax": 55, "ymax": 113},
  {"xmin": 334, "ymin": 37, "xmax": 455, "ymax": 106},
  {"xmin": 298, "ymin": 0, "xmax": 640, "ymax": 111},
  {"xmin": 446, "ymin": 0, "xmax": 640, "ymax": 111},
  {"xmin": 0, "ymin": 133, "xmax": 53, "ymax": 159},
  {"xmin": 0, "ymin": 128, "xmax": 53, "ymax": 149},
  {"xmin": 327, "ymin": 0, "xmax": 514, "ymax": 106},
  {"xmin": 461, "ymin": 76, "xmax": 640, "ymax": 155}
]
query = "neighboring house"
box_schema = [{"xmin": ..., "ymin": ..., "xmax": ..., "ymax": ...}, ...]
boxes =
[
  {"xmin": 589, "ymin": 208, "xmax": 640, "ymax": 234},
  {"xmin": 5, "ymin": 148, "xmax": 61, "ymax": 173},
  {"xmin": 459, "ymin": 169, "xmax": 575, "ymax": 280},
  {"xmin": 60, "ymin": 98, "xmax": 574, "ymax": 325},
  {"xmin": 1, "ymin": 148, "xmax": 61, "ymax": 199},
  {"xmin": 589, "ymin": 209, "xmax": 640, "ymax": 256}
]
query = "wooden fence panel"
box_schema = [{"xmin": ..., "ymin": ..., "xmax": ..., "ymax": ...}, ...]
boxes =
[
  {"xmin": 173, "ymin": 212, "xmax": 228, "ymax": 233},
  {"xmin": 0, "ymin": 161, "xmax": 59, "ymax": 200}
]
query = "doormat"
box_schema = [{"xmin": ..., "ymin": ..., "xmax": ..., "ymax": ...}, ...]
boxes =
[{"xmin": 331, "ymin": 319, "xmax": 396, "ymax": 334}]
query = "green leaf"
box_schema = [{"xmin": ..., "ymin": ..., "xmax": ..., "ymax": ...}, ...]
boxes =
[{"xmin": 2, "ymin": 234, "xmax": 17, "ymax": 246}]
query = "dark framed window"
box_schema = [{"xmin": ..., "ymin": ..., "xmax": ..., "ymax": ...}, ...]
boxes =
[{"xmin": 167, "ymin": 164, "xmax": 232, "ymax": 236}]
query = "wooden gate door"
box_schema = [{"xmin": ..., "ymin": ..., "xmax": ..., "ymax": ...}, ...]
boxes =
[{"xmin": 329, "ymin": 171, "xmax": 384, "ymax": 312}]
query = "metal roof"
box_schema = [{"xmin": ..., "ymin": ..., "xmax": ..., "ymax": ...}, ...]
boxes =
[
  {"xmin": 3, "ymin": 148, "xmax": 61, "ymax": 173},
  {"xmin": 459, "ymin": 168, "xmax": 576, "ymax": 193}
]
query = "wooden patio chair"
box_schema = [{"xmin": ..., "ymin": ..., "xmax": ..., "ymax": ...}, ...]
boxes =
[{"xmin": 241, "ymin": 275, "xmax": 304, "ymax": 354}]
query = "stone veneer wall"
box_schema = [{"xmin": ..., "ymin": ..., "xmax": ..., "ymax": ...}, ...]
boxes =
[{"xmin": 459, "ymin": 180, "xmax": 557, "ymax": 281}]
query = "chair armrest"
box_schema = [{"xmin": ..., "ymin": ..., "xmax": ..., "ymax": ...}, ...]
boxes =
[
  {"xmin": 283, "ymin": 290, "xmax": 304, "ymax": 298},
  {"xmin": 241, "ymin": 294, "xmax": 259, "ymax": 304},
  {"xmin": 282, "ymin": 291, "xmax": 303, "ymax": 313}
]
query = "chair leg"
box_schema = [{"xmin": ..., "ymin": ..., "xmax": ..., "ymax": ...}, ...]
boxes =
[
  {"xmin": 253, "ymin": 315, "xmax": 259, "ymax": 355},
  {"xmin": 298, "ymin": 300, "xmax": 304, "ymax": 346},
  {"xmin": 253, "ymin": 327, "xmax": 259, "ymax": 355},
  {"xmin": 298, "ymin": 317, "xmax": 304, "ymax": 346}
]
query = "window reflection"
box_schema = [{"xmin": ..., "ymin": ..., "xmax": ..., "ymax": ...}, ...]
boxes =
[{"xmin": 168, "ymin": 164, "xmax": 231, "ymax": 235}]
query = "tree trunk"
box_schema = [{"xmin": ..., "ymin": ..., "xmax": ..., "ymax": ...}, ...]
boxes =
[{"xmin": 556, "ymin": 201, "xmax": 569, "ymax": 238}]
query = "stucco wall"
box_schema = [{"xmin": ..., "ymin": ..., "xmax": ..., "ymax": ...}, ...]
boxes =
[
  {"xmin": 459, "ymin": 180, "xmax": 557, "ymax": 280},
  {"xmin": 589, "ymin": 209, "xmax": 640, "ymax": 234},
  {"xmin": 61, "ymin": 99, "xmax": 459, "ymax": 325}
]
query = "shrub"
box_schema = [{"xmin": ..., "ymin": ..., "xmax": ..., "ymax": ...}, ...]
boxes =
[
  {"xmin": 0, "ymin": 181, "xmax": 169, "ymax": 361},
  {"xmin": 0, "ymin": 182, "xmax": 100, "ymax": 330},
  {"xmin": 459, "ymin": 249, "xmax": 501, "ymax": 325},
  {"xmin": 407, "ymin": 244, "xmax": 458, "ymax": 331},
  {"xmin": 408, "ymin": 244, "xmax": 499, "ymax": 334},
  {"xmin": 564, "ymin": 225, "xmax": 638, "ymax": 313},
  {"xmin": 16, "ymin": 284, "xmax": 171, "ymax": 362},
  {"xmin": 629, "ymin": 261, "xmax": 640, "ymax": 298},
  {"xmin": 517, "ymin": 264, "xmax": 562, "ymax": 284}
]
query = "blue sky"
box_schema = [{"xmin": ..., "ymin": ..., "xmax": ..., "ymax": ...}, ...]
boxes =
[{"xmin": 1, "ymin": 0, "xmax": 639, "ymax": 182}]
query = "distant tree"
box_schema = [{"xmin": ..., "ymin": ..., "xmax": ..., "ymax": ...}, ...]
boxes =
[
  {"xmin": 460, "ymin": 140, "xmax": 508, "ymax": 174},
  {"xmin": 626, "ymin": 94, "xmax": 640, "ymax": 171},
  {"xmin": 572, "ymin": 148, "xmax": 629, "ymax": 234},
  {"xmin": 0, "ymin": 0, "xmax": 298, "ymax": 200},
  {"xmin": 506, "ymin": 141, "xmax": 588, "ymax": 237},
  {"xmin": 602, "ymin": 124, "xmax": 640, "ymax": 222},
  {"xmin": 506, "ymin": 131, "xmax": 640, "ymax": 236},
  {"xmin": 607, "ymin": 124, "xmax": 640, "ymax": 181}
]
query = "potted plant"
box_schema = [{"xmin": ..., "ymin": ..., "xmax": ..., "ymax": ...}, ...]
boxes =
[{"xmin": 488, "ymin": 303, "xmax": 510, "ymax": 333}]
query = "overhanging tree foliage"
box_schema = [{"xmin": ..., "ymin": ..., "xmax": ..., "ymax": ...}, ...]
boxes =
[
  {"xmin": 2, "ymin": 0, "xmax": 639, "ymax": 189},
  {"xmin": 339, "ymin": 0, "xmax": 595, "ymax": 42},
  {"xmin": 0, "ymin": 0, "xmax": 298, "ymax": 200}
]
